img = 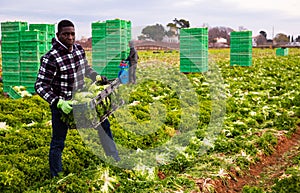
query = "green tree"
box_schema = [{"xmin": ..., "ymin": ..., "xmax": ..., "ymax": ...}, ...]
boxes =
[
  {"xmin": 172, "ymin": 18, "xmax": 190, "ymax": 28},
  {"xmin": 256, "ymin": 34, "xmax": 267, "ymax": 46},
  {"xmin": 166, "ymin": 18, "xmax": 190, "ymax": 38},
  {"xmin": 208, "ymin": 26, "xmax": 233, "ymax": 44},
  {"xmin": 166, "ymin": 23, "xmax": 177, "ymax": 38},
  {"xmin": 259, "ymin": 31, "xmax": 267, "ymax": 39},
  {"xmin": 274, "ymin": 33, "xmax": 289, "ymax": 45},
  {"xmin": 138, "ymin": 24, "xmax": 166, "ymax": 42}
]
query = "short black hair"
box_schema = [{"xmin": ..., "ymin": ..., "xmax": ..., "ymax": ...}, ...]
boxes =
[{"xmin": 57, "ymin": 20, "xmax": 74, "ymax": 33}]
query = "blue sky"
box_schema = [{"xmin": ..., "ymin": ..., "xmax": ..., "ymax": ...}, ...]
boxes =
[{"xmin": 0, "ymin": 0, "xmax": 299, "ymax": 39}]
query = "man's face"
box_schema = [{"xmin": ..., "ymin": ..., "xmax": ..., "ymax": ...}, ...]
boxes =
[{"xmin": 57, "ymin": 26, "xmax": 75, "ymax": 49}]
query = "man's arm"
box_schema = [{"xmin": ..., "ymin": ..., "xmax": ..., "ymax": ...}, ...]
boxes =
[
  {"xmin": 35, "ymin": 55, "xmax": 59, "ymax": 105},
  {"xmin": 84, "ymin": 58, "xmax": 98, "ymax": 82}
]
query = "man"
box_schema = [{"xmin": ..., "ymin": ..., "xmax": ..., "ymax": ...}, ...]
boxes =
[
  {"xmin": 35, "ymin": 19, "xmax": 119, "ymax": 177},
  {"xmin": 125, "ymin": 40, "xmax": 139, "ymax": 84}
]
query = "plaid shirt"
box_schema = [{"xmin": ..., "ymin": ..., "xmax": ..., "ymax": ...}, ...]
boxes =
[{"xmin": 35, "ymin": 39, "xmax": 98, "ymax": 105}]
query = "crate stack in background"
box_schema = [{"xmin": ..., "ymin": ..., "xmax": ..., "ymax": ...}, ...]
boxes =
[
  {"xmin": 276, "ymin": 47, "xmax": 288, "ymax": 56},
  {"xmin": 91, "ymin": 19, "xmax": 131, "ymax": 79},
  {"xmin": 91, "ymin": 21, "xmax": 107, "ymax": 74},
  {"xmin": 230, "ymin": 31, "xmax": 252, "ymax": 66},
  {"xmin": 179, "ymin": 28, "xmax": 208, "ymax": 73},
  {"xmin": 19, "ymin": 23, "xmax": 55, "ymax": 93},
  {"xmin": 1, "ymin": 21, "xmax": 55, "ymax": 95},
  {"xmin": 1, "ymin": 21, "xmax": 28, "ymax": 93}
]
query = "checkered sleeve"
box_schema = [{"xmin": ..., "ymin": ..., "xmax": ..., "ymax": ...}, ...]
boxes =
[
  {"xmin": 85, "ymin": 59, "xmax": 98, "ymax": 82},
  {"xmin": 77, "ymin": 44, "xmax": 98, "ymax": 81},
  {"xmin": 35, "ymin": 55, "xmax": 59, "ymax": 105}
]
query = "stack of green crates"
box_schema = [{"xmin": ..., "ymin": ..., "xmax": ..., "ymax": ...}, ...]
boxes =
[
  {"xmin": 230, "ymin": 31, "xmax": 252, "ymax": 66},
  {"xmin": 91, "ymin": 19, "xmax": 131, "ymax": 79},
  {"xmin": 20, "ymin": 23, "xmax": 55, "ymax": 93},
  {"xmin": 1, "ymin": 21, "xmax": 28, "ymax": 92},
  {"xmin": 29, "ymin": 24, "xmax": 55, "ymax": 50},
  {"xmin": 276, "ymin": 47, "xmax": 288, "ymax": 56},
  {"xmin": 180, "ymin": 28, "xmax": 208, "ymax": 73},
  {"xmin": 92, "ymin": 21, "xmax": 107, "ymax": 74}
]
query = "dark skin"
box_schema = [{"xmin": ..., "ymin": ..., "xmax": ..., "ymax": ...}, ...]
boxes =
[{"xmin": 56, "ymin": 26, "xmax": 75, "ymax": 52}]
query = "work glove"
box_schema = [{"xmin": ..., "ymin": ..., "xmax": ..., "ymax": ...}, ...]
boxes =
[
  {"xmin": 57, "ymin": 99, "xmax": 73, "ymax": 114},
  {"xmin": 96, "ymin": 75, "xmax": 109, "ymax": 84}
]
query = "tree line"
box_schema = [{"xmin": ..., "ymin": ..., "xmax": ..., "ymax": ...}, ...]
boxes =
[{"xmin": 138, "ymin": 18, "xmax": 299, "ymax": 45}]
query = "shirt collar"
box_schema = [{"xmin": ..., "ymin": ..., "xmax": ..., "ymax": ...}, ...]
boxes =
[{"xmin": 56, "ymin": 38, "xmax": 73, "ymax": 52}]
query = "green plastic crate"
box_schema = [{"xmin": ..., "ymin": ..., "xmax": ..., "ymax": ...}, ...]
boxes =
[
  {"xmin": 29, "ymin": 23, "xmax": 55, "ymax": 32},
  {"xmin": 230, "ymin": 53, "xmax": 252, "ymax": 59},
  {"xmin": 20, "ymin": 30, "xmax": 46, "ymax": 41},
  {"xmin": 180, "ymin": 65, "xmax": 190, "ymax": 73},
  {"xmin": 1, "ymin": 21, "xmax": 28, "ymax": 32},
  {"xmin": 102, "ymin": 71, "xmax": 118, "ymax": 79},
  {"xmin": 276, "ymin": 48, "xmax": 288, "ymax": 56},
  {"xmin": 46, "ymin": 33, "xmax": 55, "ymax": 41},
  {"xmin": 180, "ymin": 48, "xmax": 208, "ymax": 55},
  {"xmin": 106, "ymin": 44, "xmax": 127, "ymax": 52},
  {"xmin": 180, "ymin": 35, "xmax": 208, "ymax": 42},
  {"xmin": 106, "ymin": 28, "xmax": 127, "ymax": 36},
  {"xmin": 3, "ymin": 80, "xmax": 21, "ymax": 92},
  {"xmin": 20, "ymin": 71, "xmax": 38, "ymax": 82},
  {"xmin": 231, "ymin": 31, "xmax": 252, "ymax": 37},
  {"xmin": 180, "ymin": 39, "xmax": 208, "ymax": 46},
  {"xmin": 20, "ymin": 61, "xmax": 40, "ymax": 71},
  {"xmin": 190, "ymin": 65, "xmax": 208, "ymax": 73},
  {"xmin": 92, "ymin": 45, "xmax": 106, "ymax": 52},
  {"xmin": 1, "ymin": 42, "xmax": 20, "ymax": 52},
  {"xmin": 180, "ymin": 56, "xmax": 208, "ymax": 73},
  {"xmin": 8, "ymin": 86, "xmax": 22, "ymax": 99},
  {"xmin": 106, "ymin": 51, "xmax": 127, "ymax": 60},
  {"xmin": 92, "ymin": 37, "xmax": 106, "ymax": 46},
  {"xmin": 2, "ymin": 52, "xmax": 20, "ymax": 62},
  {"xmin": 20, "ymin": 51, "xmax": 44, "ymax": 61},
  {"xmin": 106, "ymin": 19, "xmax": 126, "ymax": 29},
  {"xmin": 180, "ymin": 57, "xmax": 192, "ymax": 65},
  {"xmin": 230, "ymin": 53, "xmax": 252, "ymax": 66},
  {"xmin": 92, "ymin": 51, "xmax": 106, "ymax": 60},
  {"xmin": 180, "ymin": 44, "xmax": 208, "ymax": 52},
  {"xmin": 2, "ymin": 62, "xmax": 20, "ymax": 72},
  {"xmin": 230, "ymin": 38, "xmax": 252, "ymax": 44},
  {"xmin": 2, "ymin": 72, "xmax": 20, "ymax": 82},
  {"xmin": 230, "ymin": 44, "xmax": 252, "ymax": 50},
  {"xmin": 92, "ymin": 29, "xmax": 106, "ymax": 38},
  {"xmin": 106, "ymin": 37, "xmax": 127, "ymax": 45},
  {"xmin": 20, "ymin": 41, "xmax": 47, "ymax": 52},
  {"xmin": 1, "ymin": 31, "xmax": 20, "ymax": 42},
  {"xmin": 92, "ymin": 59, "xmax": 107, "ymax": 66},
  {"xmin": 230, "ymin": 31, "xmax": 252, "ymax": 60},
  {"xmin": 93, "ymin": 66, "xmax": 106, "ymax": 75},
  {"xmin": 180, "ymin": 28, "xmax": 208, "ymax": 37},
  {"xmin": 92, "ymin": 21, "xmax": 106, "ymax": 30}
]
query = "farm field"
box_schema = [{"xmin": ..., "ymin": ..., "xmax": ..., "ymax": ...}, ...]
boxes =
[{"xmin": 0, "ymin": 48, "xmax": 299, "ymax": 193}]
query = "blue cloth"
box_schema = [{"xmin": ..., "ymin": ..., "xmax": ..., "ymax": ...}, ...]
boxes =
[{"xmin": 118, "ymin": 69, "xmax": 129, "ymax": 84}]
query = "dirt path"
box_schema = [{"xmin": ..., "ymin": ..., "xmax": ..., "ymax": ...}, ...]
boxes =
[{"xmin": 212, "ymin": 127, "xmax": 300, "ymax": 193}]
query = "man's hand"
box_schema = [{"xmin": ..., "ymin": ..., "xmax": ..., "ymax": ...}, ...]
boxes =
[
  {"xmin": 96, "ymin": 75, "xmax": 109, "ymax": 84},
  {"xmin": 57, "ymin": 99, "xmax": 73, "ymax": 114}
]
